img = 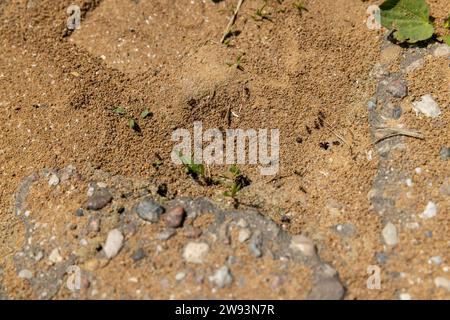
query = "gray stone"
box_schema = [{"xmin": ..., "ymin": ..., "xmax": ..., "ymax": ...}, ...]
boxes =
[
  {"xmin": 387, "ymin": 79, "xmax": 408, "ymax": 98},
  {"xmin": 439, "ymin": 147, "xmax": 450, "ymax": 161},
  {"xmin": 134, "ymin": 197, "xmax": 164, "ymax": 222},
  {"xmin": 248, "ymin": 230, "xmax": 263, "ymax": 258},
  {"xmin": 432, "ymin": 44, "xmax": 450, "ymax": 57},
  {"xmin": 209, "ymin": 266, "xmax": 233, "ymax": 288},
  {"xmin": 308, "ymin": 277, "xmax": 345, "ymax": 300},
  {"xmin": 86, "ymin": 188, "xmax": 113, "ymax": 210},
  {"xmin": 382, "ymin": 222, "xmax": 398, "ymax": 246},
  {"xmin": 182, "ymin": 242, "xmax": 210, "ymax": 264},
  {"xmin": 392, "ymin": 106, "xmax": 402, "ymax": 119},
  {"xmin": 376, "ymin": 252, "xmax": 389, "ymax": 264},
  {"xmin": 131, "ymin": 248, "xmax": 145, "ymax": 262},
  {"xmin": 104, "ymin": 229, "xmax": 124, "ymax": 259},
  {"xmin": 156, "ymin": 228, "xmax": 176, "ymax": 241},
  {"xmin": 334, "ymin": 223, "xmax": 357, "ymax": 238}
]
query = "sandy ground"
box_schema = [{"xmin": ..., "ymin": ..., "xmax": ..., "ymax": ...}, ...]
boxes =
[{"xmin": 0, "ymin": 0, "xmax": 449, "ymax": 299}]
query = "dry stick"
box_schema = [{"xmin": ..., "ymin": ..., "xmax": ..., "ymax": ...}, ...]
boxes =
[
  {"xmin": 220, "ymin": 0, "xmax": 245, "ymax": 44},
  {"xmin": 374, "ymin": 127, "xmax": 424, "ymax": 144}
]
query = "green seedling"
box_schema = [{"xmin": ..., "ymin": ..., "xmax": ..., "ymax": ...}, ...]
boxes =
[
  {"xmin": 128, "ymin": 118, "xmax": 140, "ymax": 132},
  {"xmin": 223, "ymin": 165, "xmax": 251, "ymax": 200},
  {"xmin": 252, "ymin": 3, "xmax": 272, "ymax": 22},
  {"xmin": 112, "ymin": 106, "xmax": 126, "ymax": 115},
  {"xmin": 293, "ymin": 1, "xmax": 308, "ymax": 15},
  {"xmin": 444, "ymin": 15, "xmax": 450, "ymax": 29},
  {"xmin": 141, "ymin": 109, "xmax": 152, "ymax": 119},
  {"xmin": 226, "ymin": 53, "xmax": 244, "ymax": 71},
  {"xmin": 177, "ymin": 151, "xmax": 211, "ymax": 184}
]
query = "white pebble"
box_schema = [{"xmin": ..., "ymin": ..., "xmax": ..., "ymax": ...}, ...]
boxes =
[
  {"xmin": 289, "ymin": 235, "xmax": 316, "ymax": 257},
  {"xmin": 182, "ymin": 242, "xmax": 210, "ymax": 264},
  {"xmin": 103, "ymin": 229, "xmax": 124, "ymax": 259},
  {"xmin": 434, "ymin": 277, "xmax": 450, "ymax": 292},
  {"xmin": 48, "ymin": 174, "xmax": 60, "ymax": 186},
  {"xmin": 382, "ymin": 222, "xmax": 398, "ymax": 246},
  {"xmin": 399, "ymin": 293, "xmax": 411, "ymax": 300},
  {"xmin": 208, "ymin": 266, "xmax": 233, "ymax": 288},
  {"xmin": 238, "ymin": 228, "xmax": 252, "ymax": 243},
  {"xmin": 420, "ymin": 201, "xmax": 437, "ymax": 219},
  {"xmin": 48, "ymin": 248, "xmax": 63, "ymax": 264},
  {"xmin": 175, "ymin": 272, "xmax": 186, "ymax": 281},
  {"xmin": 18, "ymin": 269, "xmax": 33, "ymax": 279},
  {"xmin": 412, "ymin": 94, "xmax": 441, "ymax": 118},
  {"xmin": 432, "ymin": 44, "xmax": 450, "ymax": 57},
  {"xmin": 428, "ymin": 256, "xmax": 442, "ymax": 265}
]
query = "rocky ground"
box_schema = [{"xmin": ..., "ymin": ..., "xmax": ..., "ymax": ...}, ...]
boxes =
[{"xmin": 0, "ymin": 0, "xmax": 449, "ymax": 300}]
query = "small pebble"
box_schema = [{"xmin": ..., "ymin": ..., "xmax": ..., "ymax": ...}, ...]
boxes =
[
  {"xmin": 156, "ymin": 228, "xmax": 176, "ymax": 241},
  {"xmin": 131, "ymin": 248, "xmax": 145, "ymax": 262},
  {"xmin": 48, "ymin": 174, "xmax": 60, "ymax": 186},
  {"xmin": 104, "ymin": 229, "xmax": 124, "ymax": 259},
  {"xmin": 238, "ymin": 228, "xmax": 252, "ymax": 243},
  {"xmin": 289, "ymin": 235, "xmax": 316, "ymax": 257},
  {"xmin": 392, "ymin": 106, "xmax": 402, "ymax": 119},
  {"xmin": 376, "ymin": 252, "xmax": 389, "ymax": 264},
  {"xmin": 412, "ymin": 94, "xmax": 441, "ymax": 118},
  {"xmin": 236, "ymin": 218, "xmax": 248, "ymax": 228},
  {"xmin": 399, "ymin": 293, "xmax": 411, "ymax": 300},
  {"xmin": 434, "ymin": 277, "xmax": 450, "ymax": 292},
  {"xmin": 249, "ymin": 230, "xmax": 263, "ymax": 258},
  {"xmin": 420, "ymin": 201, "xmax": 437, "ymax": 219},
  {"xmin": 439, "ymin": 147, "xmax": 450, "ymax": 161},
  {"xmin": 175, "ymin": 272, "xmax": 186, "ymax": 281},
  {"xmin": 432, "ymin": 44, "xmax": 450, "ymax": 57},
  {"xmin": 387, "ymin": 79, "xmax": 408, "ymax": 98},
  {"xmin": 184, "ymin": 226, "xmax": 202, "ymax": 239},
  {"xmin": 75, "ymin": 208, "xmax": 84, "ymax": 217},
  {"xmin": 134, "ymin": 198, "xmax": 164, "ymax": 222},
  {"xmin": 182, "ymin": 242, "xmax": 210, "ymax": 264},
  {"xmin": 164, "ymin": 206, "xmax": 185, "ymax": 228},
  {"xmin": 428, "ymin": 256, "xmax": 442, "ymax": 265},
  {"xmin": 86, "ymin": 188, "xmax": 113, "ymax": 210},
  {"xmin": 209, "ymin": 266, "xmax": 233, "ymax": 288},
  {"xmin": 382, "ymin": 222, "xmax": 398, "ymax": 246},
  {"xmin": 48, "ymin": 248, "xmax": 63, "ymax": 264},
  {"xmin": 18, "ymin": 269, "xmax": 33, "ymax": 279}
]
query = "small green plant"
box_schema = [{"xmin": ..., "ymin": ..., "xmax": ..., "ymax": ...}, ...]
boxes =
[
  {"xmin": 223, "ymin": 164, "xmax": 251, "ymax": 199},
  {"xmin": 226, "ymin": 53, "xmax": 244, "ymax": 71},
  {"xmin": 128, "ymin": 118, "xmax": 140, "ymax": 132},
  {"xmin": 293, "ymin": 1, "xmax": 307, "ymax": 15},
  {"xmin": 444, "ymin": 15, "xmax": 450, "ymax": 29},
  {"xmin": 177, "ymin": 151, "xmax": 211, "ymax": 184},
  {"xmin": 140, "ymin": 109, "xmax": 152, "ymax": 119},
  {"xmin": 252, "ymin": 3, "xmax": 272, "ymax": 22},
  {"xmin": 112, "ymin": 106, "xmax": 126, "ymax": 115}
]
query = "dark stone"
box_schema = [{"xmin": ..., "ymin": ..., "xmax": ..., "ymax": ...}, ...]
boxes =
[
  {"xmin": 131, "ymin": 248, "xmax": 145, "ymax": 262},
  {"xmin": 134, "ymin": 197, "xmax": 164, "ymax": 222},
  {"xmin": 86, "ymin": 188, "xmax": 113, "ymax": 210},
  {"xmin": 75, "ymin": 208, "xmax": 84, "ymax": 217}
]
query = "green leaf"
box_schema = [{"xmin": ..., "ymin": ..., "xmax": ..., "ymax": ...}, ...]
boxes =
[
  {"xmin": 112, "ymin": 106, "xmax": 126, "ymax": 115},
  {"xmin": 441, "ymin": 35, "xmax": 450, "ymax": 46},
  {"xmin": 380, "ymin": 0, "xmax": 434, "ymax": 43},
  {"xmin": 140, "ymin": 109, "xmax": 152, "ymax": 119},
  {"xmin": 128, "ymin": 118, "xmax": 138, "ymax": 131}
]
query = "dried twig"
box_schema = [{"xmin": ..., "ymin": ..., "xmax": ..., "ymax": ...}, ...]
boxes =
[
  {"xmin": 374, "ymin": 126, "xmax": 424, "ymax": 144},
  {"xmin": 220, "ymin": 0, "xmax": 245, "ymax": 44}
]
